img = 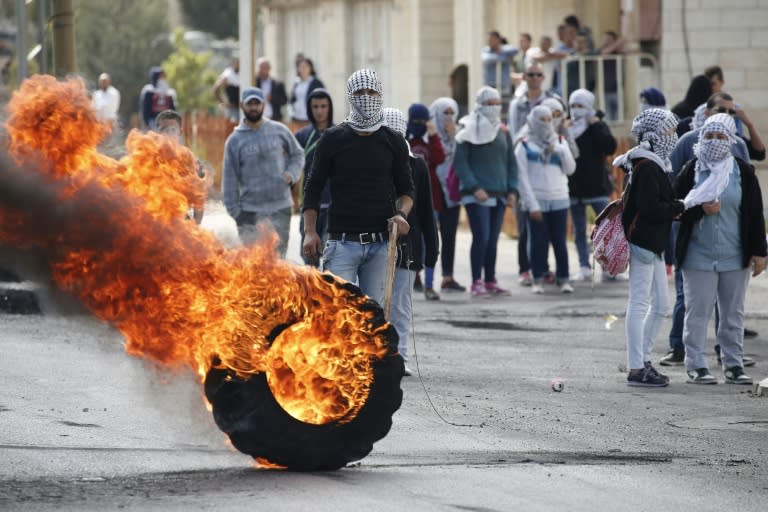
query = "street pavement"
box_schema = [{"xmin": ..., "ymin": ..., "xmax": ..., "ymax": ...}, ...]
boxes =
[{"xmin": 1, "ymin": 204, "xmax": 767, "ymax": 511}]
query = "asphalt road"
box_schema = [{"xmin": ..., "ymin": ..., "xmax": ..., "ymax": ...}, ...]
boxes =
[{"xmin": 1, "ymin": 205, "xmax": 767, "ymax": 511}]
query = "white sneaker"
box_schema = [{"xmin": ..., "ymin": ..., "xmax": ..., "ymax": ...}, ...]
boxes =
[
  {"xmin": 531, "ymin": 283, "xmax": 544, "ymax": 294},
  {"xmin": 578, "ymin": 266, "xmax": 592, "ymax": 281},
  {"xmin": 560, "ymin": 282, "xmax": 574, "ymax": 294},
  {"xmin": 603, "ymin": 272, "xmax": 628, "ymax": 282}
]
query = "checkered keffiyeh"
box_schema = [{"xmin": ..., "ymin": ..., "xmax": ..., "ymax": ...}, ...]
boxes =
[
  {"xmin": 684, "ymin": 113, "xmax": 738, "ymax": 209},
  {"xmin": 345, "ymin": 69, "xmax": 384, "ymax": 132},
  {"xmin": 613, "ymin": 108, "xmax": 679, "ymax": 173},
  {"xmin": 381, "ymin": 107, "xmax": 407, "ymax": 138}
]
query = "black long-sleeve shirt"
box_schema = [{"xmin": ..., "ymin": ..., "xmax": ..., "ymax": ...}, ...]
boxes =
[
  {"xmin": 303, "ymin": 124, "xmax": 415, "ymax": 233},
  {"xmin": 569, "ymin": 121, "xmax": 617, "ymax": 199}
]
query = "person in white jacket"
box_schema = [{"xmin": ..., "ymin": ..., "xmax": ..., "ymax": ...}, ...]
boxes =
[{"xmin": 515, "ymin": 105, "xmax": 576, "ymax": 293}]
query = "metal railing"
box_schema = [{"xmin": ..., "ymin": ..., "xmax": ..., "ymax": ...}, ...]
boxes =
[{"xmin": 558, "ymin": 52, "xmax": 660, "ymax": 125}]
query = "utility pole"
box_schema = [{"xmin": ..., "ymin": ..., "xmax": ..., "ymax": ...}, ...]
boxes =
[
  {"xmin": 15, "ymin": 0, "xmax": 27, "ymax": 85},
  {"xmin": 51, "ymin": 0, "xmax": 75, "ymax": 77}
]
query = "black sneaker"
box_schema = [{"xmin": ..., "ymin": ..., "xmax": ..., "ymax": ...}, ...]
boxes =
[
  {"xmin": 659, "ymin": 349, "xmax": 685, "ymax": 366},
  {"xmin": 714, "ymin": 345, "xmax": 755, "ymax": 367},
  {"xmin": 413, "ymin": 274, "xmax": 423, "ymax": 292},
  {"xmin": 686, "ymin": 368, "xmax": 717, "ymax": 385},
  {"xmin": 440, "ymin": 279, "xmax": 467, "ymax": 293},
  {"xmin": 744, "ymin": 328, "xmax": 758, "ymax": 339},
  {"xmin": 627, "ymin": 365, "xmax": 669, "ymax": 387},
  {"xmin": 724, "ymin": 366, "xmax": 752, "ymax": 385}
]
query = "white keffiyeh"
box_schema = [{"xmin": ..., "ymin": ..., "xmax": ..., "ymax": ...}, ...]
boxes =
[
  {"xmin": 430, "ymin": 97, "xmax": 459, "ymax": 155},
  {"xmin": 381, "ymin": 107, "xmax": 407, "ymax": 138},
  {"xmin": 455, "ymin": 86, "xmax": 501, "ymax": 145},
  {"xmin": 568, "ymin": 88, "xmax": 595, "ymax": 139},
  {"xmin": 683, "ymin": 113, "xmax": 738, "ymax": 209},
  {"xmin": 345, "ymin": 69, "xmax": 384, "ymax": 132}
]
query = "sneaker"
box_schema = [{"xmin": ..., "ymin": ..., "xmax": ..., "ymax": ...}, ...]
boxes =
[
  {"xmin": 413, "ymin": 274, "xmax": 423, "ymax": 292},
  {"xmin": 440, "ymin": 279, "xmax": 466, "ymax": 293},
  {"xmin": 403, "ymin": 365, "xmax": 413, "ymax": 377},
  {"xmin": 724, "ymin": 366, "xmax": 753, "ymax": 385},
  {"xmin": 485, "ymin": 280, "xmax": 510, "ymax": 296},
  {"xmin": 577, "ymin": 266, "xmax": 592, "ymax": 281},
  {"xmin": 559, "ymin": 282, "xmax": 574, "ymax": 294},
  {"xmin": 531, "ymin": 283, "xmax": 544, "ymax": 294},
  {"xmin": 424, "ymin": 288, "xmax": 441, "ymax": 301},
  {"xmin": 659, "ymin": 349, "xmax": 685, "ymax": 366},
  {"xmin": 686, "ymin": 368, "xmax": 717, "ymax": 385},
  {"xmin": 518, "ymin": 271, "xmax": 533, "ymax": 287},
  {"xmin": 543, "ymin": 272, "xmax": 556, "ymax": 285},
  {"xmin": 470, "ymin": 280, "xmax": 490, "ymax": 298},
  {"xmin": 714, "ymin": 345, "xmax": 755, "ymax": 367},
  {"xmin": 627, "ymin": 366, "xmax": 669, "ymax": 387},
  {"xmin": 744, "ymin": 327, "xmax": 759, "ymax": 339}
]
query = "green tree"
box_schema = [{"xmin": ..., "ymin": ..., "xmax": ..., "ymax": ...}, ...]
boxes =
[
  {"xmin": 161, "ymin": 29, "xmax": 217, "ymax": 113},
  {"xmin": 179, "ymin": 0, "xmax": 238, "ymax": 40},
  {"xmin": 75, "ymin": 0, "xmax": 172, "ymax": 125}
]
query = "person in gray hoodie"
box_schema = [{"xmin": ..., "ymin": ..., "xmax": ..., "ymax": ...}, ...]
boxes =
[{"xmin": 222, "ymin": 87, "xmax": 304, "ymax": 258}]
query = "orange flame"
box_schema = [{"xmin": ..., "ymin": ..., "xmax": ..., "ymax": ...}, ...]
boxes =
[{"xmin": 1, "ymin": 76, "xmax": 391, "ymax": 425}]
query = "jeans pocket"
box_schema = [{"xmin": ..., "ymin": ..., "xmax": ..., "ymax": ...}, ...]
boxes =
[
  {"xmin": 320, "ymin": 240, "xmax": 338, "ymax": 272},
  {"xmin": 630, "ymin": 243, "xmax": 657, "ymax": 265}
]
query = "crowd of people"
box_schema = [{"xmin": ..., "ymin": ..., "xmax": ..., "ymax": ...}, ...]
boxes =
[{"xmin": 82, "ymin": 24, "xmax": 766, "ymax": 385}]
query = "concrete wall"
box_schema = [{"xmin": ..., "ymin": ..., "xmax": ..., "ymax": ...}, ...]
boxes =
[{"xmin": 660, "ymin": 0, "xmax": 768, "ymax": 149}]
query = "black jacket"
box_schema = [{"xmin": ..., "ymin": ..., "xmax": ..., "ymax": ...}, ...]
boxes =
[
  {"xmin": 255, "ymin": 77, "xmax": 287, "ymax": 121},
  {"xmin": 674, "ymin": 157, "xmax": 767, "ymax": 268},
  {"xmin": 622, "ymin": 158, "xmax": 684, "ymax": 256},
  {"xmin": 398, "ymin": 156, "xmax": 439, "ymax": 271},
  {"xmin": 569, "ymin": 120, "xmax": 617, "ymax": 199}
]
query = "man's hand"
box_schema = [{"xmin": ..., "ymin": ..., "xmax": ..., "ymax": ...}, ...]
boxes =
[
  {"xmin": 702, "ymin": 200, "xmax": 720, "ymax": 215},
  {"xmin": 529, "ymin": 210, "xmax": 543, "ymax": 222},
  {"xmin": 750, "ymin": 256, "xmax": 766, "ymax": 277},
  {"xmin": 734, "ymin": 107, "xmax": 752, "ymax": 126},
  {"xmin": 426, "ymin": 120, "xmax": 437, "ymax": 136},
  {"xmin": 282, "ymin": 172, "xmax": 293, "ymax": 185},
  {"xmin": 303, "ymin": 232, "xmax": 322, "ymax": 263},
  {"xmin": 444, "ymin": 119, "xmax": 457, "ymax": 138},
  {"xmin": 474, "ymin": 188, "xmax": 489, "ymax": 202},
  {"xmin": 389, "ymin": 214, "xmax": 410, "ymax": 236}
]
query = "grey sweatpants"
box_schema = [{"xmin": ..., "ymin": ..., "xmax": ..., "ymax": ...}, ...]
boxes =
[{"xmin": 682, "ymin": 267, "xmax": 750, "ymax": 371}]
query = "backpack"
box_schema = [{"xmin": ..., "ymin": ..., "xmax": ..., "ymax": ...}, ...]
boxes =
[
  {"xmin": 591, "ymin": 198, "xmax": 630, "ymax": 276},
  {"xmin": 590, "ymin": 159, "xmax": 645, "ymax": 276}
]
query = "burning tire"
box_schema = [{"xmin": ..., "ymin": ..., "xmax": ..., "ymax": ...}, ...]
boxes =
[{"xmin": 204, "ymin": 281, "xmax": 404, "ymax": 471}]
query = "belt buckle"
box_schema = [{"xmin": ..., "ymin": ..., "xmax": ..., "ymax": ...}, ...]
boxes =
[{"xmin": 358, "ymin": 232, "xmax": 374, "ymax": 244}]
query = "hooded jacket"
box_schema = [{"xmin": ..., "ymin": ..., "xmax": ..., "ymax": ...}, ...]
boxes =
[{"xmin": 296, "ymin": 88, "xmax": 334, "ymax": 208}]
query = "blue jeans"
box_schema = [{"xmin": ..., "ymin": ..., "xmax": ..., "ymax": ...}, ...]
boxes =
[
  {"xmin": 570, "ymin": 197, "xmax": 609, "ymax": 269},
  {"xmin": 439, "ymin": 205, "xmax": 461, "ymax": 278},
  {"xmin": 528, "ymin": 208, "xmax": 570, "ymax": 282},
  {"xmin": 668, "ymin": 222, "xmax": 684, "ymax": 351},
  {"xmin": 464, "ymin": 202, "xmax": 506, "ymax": 282},
  {"xmin": 299, "ymin": 208, "xmax": 328, "ymax": 266},
  {"xmin": 626, "ymin": 243, "xmax": 668, "ymax": 369},
  {"xmin": 320, "ymin": 238, "xmax": 389, "ymax": 306},
  {"xmin": 515, "ymin": 202, "xmax": 530, "ymax": 274},
  {"xmin": 236, "ymin": 207, "xmax": 292, "ymax": 258},
  {"xmin": 388, "ymin": 268, "xmax": 415, "ymax": 361}
]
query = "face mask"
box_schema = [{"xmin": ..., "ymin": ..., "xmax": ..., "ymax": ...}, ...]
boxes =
[
  {"xmin": 653, "ymin": 131, "xmax": 678, "ymax": 159},
  {"xmin": 478, "ymin": 104, "xmax": 501, "ymax": 124},
  {"xmin": 550, "ymin": 113, "xmax": 563, "ymax": 129},
  {"xmin": 696, "ymin": 138, "xmax": 732, "ymax": 162},
  {"xmin": 570, "ymin": 106, "xmax": 589, "ymax": 120},
  {"xmin": 530, "ymin": 118, "xmax": 555, "ymax": 143},
  {"xmin": 349, "ymin": 93, "xmax": 383, "ymax": 121},
  {"xmin": 639, "ymin": 101, "xmax": 651, "ymax": 112},
  {"xmin": 156, "ymin": 79, "xmax": 169, "ymax": 93},
  {"xmin": 407, "ymin": 122, "xmax": 427, "ymax": 139}
]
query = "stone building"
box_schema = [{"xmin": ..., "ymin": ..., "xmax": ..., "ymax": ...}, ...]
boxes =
[{"xmin": 255, "ymin": 0, "xmax": 767, "ymax": 150}]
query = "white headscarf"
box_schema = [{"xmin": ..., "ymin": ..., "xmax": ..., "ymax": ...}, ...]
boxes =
[
  {"xmin": 429, "ymin": 97, "xmax": 459, "ymax": 155},
  {"xmin": 683, "ymin": 113, "xmax": 738, "ymax": 209},
  {"xmin": 613, "ymin": 108, "xmax": 678, "ymax": 174},
  {"xmin": 526, "ymin": 105, "xmax": 558, "ymax": 163},
  {"xmin": 455, "ymin": 86, "xmax": 501, "ymax": 145},
  {"xmin": 691, "ymin": 103, "xmax": 707, "ymax": 131},
  {"xmin": 345, "ymin": 69, "xmax": 384, "ymax": 132},
  {"xmin": 568, "ymin": 88, "xmax": 595, "ymax": 139}
]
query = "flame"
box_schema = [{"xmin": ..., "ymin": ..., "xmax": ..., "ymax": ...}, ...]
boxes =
[{"xmin": 0, "ymin": 75, "xmax": 391, "ymax": 425}]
